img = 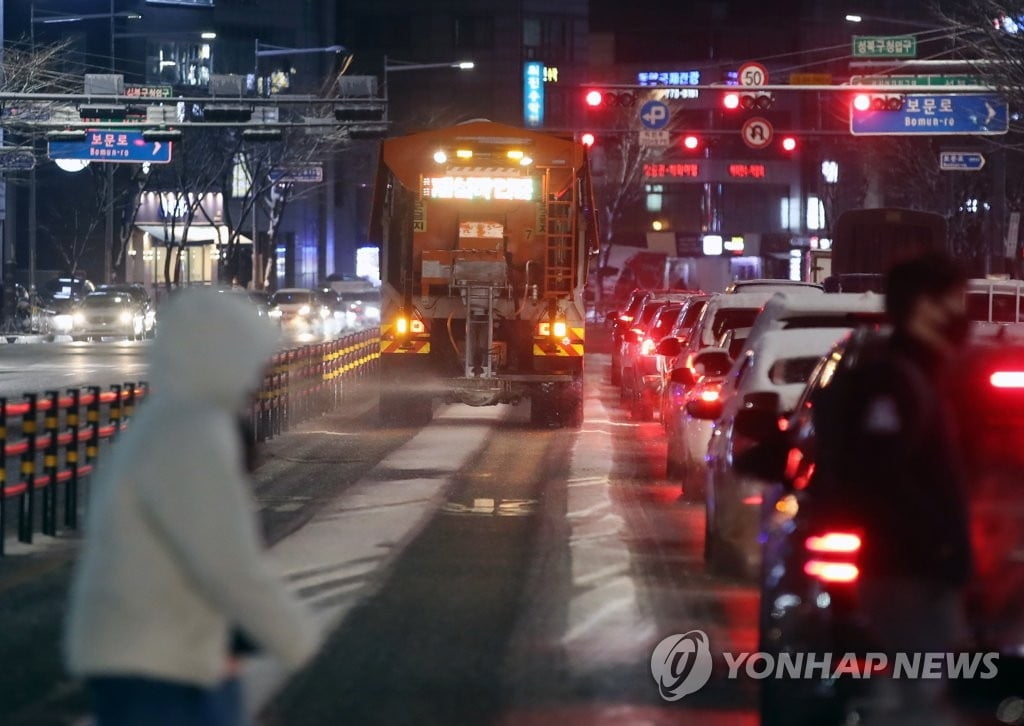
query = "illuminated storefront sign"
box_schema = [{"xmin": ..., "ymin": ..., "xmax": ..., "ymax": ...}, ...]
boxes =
[
  {"xmin": 423, "ymin": 176, "xmax": 535, "ymax": 201},
  {"xmin": 544, "ymin": 66, "xmax": 559, "ymax": 83},
  {"xmin": 523, "ymin": 61, "xmax": 544, "ymax": 127},
  {"xmin": 644, "ymin": 161, "xmax": 780, "ymax": 182},
  {"xmin": 638, "ymin": 70, "xmax": 700, "ymax": 86}
]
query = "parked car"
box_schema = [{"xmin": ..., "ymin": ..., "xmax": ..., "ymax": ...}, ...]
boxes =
[
  {"xmin": 661, "ymin": 292, "xmax": 776, "ymax": 496},
  {"xmin": 622, "ymin": 301, "xmax": 686, "ymax": 420},
  {"xmin": 616, "ymin": 292, "xmax": 693, "ymax": 390},
  {"xmin": 654, "ymin": 294, "xmax": 710, "ymax": 425},
  {"xmin": 70, "ymin": 291, "xmax": 145, "ymax": 341},
  {"xmin": 734, "ymin": 329, "xmax": 1024, "ymax": 724},
  {"xmin": 742, "ymin": 292, "xmax": 885, "ymax": 354},
  {"xmin": 725, "ymin": 279, "xmax": 824, "ymax": 295},
  {"xmin": 701, "ymin": 328, "xmax": 852, "ymax": 579}
]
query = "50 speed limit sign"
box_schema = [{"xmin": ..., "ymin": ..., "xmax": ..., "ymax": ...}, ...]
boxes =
[
  {"xmin": 741, "ymin": 117, "xmax": 774, "ymax": 149},
  {"xmin": 738, "ymin": 62, "xmax": 768, "ymax": 87}
]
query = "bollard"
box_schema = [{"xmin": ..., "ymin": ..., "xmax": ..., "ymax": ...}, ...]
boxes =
[
  {"xmin": 65, "ymin": 389, "xmax": 81, "ymax": 529},
  {"xmin": 18, "ymin": 394, "xmax": 37, "ymax": 544},
  {"xmin": 124, "ymin": 381, "xmax": 136, "ymax": 422},
  {"xmin": 109, "ymin": 384, "xmax": 122, "ymax": 441},
  {"xmin": 86, "ymin": 386, "xmax": 101, "ymax": 473},
  {"xmin": 43, "ymin": 391, "xmax": 59, "ymax": 536}
]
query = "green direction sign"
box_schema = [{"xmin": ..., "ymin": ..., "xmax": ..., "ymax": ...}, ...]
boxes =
[
  {"xmin": 851, "ymin": 74, "xmax": 980, "ymax": 87},
  {"xmin": 853, "ymin": 35, "xmax": 917, "ymax": 58}
]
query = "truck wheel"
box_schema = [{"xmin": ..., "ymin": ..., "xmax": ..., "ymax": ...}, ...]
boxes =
[{"xmin": 380, "ymin": 394, "xmax": 432, "ymax": 426}]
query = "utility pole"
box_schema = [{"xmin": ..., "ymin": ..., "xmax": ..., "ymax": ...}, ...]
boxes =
[
  {"xmin": 1, "ymin": 0, "xmax": 13, "ymax": 331},
  {"xmin": 105, "ymin": 0, "xmax": 115, "ymax": 283}
]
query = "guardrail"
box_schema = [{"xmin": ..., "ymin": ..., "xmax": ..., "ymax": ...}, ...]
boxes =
[{"xmin": 0, "ymin": 328, "xmax": 381, "ymax": 555}]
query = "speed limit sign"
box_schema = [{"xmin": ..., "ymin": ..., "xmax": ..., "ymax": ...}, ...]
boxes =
[
  {"xmin": 738, "ymin": 62, "xmax": 769, "ymax": 87},
  {"xmin": 741, "ymin": 117, "xmax": 774, "ymax": 149}
]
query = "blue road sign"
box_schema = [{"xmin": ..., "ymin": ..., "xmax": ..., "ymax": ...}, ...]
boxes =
[
  {"xmin": 48, "ymin": 130, "xmax": 173, "ymax": 164},
  {"xmin": 940, "ymin": 151, "xmax": 986, "ymax": 171},
  {"xmin": 640, "ymin": 100, "xmax": 669, "ymax": 130},
  {"xmin": 851, "ymin": 94, "xmax": 1008, "ymax": 136}
]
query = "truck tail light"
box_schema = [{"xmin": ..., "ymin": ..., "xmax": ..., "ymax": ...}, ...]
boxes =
[
  {"xmin": 990, "ymin": 371, "xmax": 1024, "ymax": 388},
  {"xmin": 804, "ymin": 530, "xmax": 861, "ymax": 584},
  {"xmin": 805, "ymin": 532, "xmax": 861, "ymax": 553},
  {"xmin": 396, "ymin": 316, "xmax": 409, "ymax": 335},
  {"xmin": 396, "ymin": 316, "xmax": 425, "ymax": 335},
  {"xmin": 411, "ymin": 320, "xmax": 426, "ymax": 334},
  {"xmin": 803, "ymin": 561, "xmax": 859, "ymax": 583},
  {"xmin": 553, "ymin": 320, "xmax": 568, "ymax": 339}
]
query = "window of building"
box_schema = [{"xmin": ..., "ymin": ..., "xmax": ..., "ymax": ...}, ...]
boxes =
[
  {"xmin": 523, "ymin": 18, "xmax": 541, "ymax": 47},
  {"xmin": 147, "ymin": 40, "xmax": 213, "ymax": 86},
  {"xmin": 454, "ymin": 16, "xmax": 494, "ymax": 49}
]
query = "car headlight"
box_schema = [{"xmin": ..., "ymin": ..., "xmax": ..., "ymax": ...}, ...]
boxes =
[
  {"xmin": 268, "ymin": 308, "xmax": 283, "ymax": 319},
  {"xmin": 119, "ymin": 311, "xmax": 134, "ymax": 324},
  {"xmin": 320, "ymin": 307, "xmax": 331, "ymax": 319},
  {"xmin": 73, "ymin": 312, "xmax": 86, "ymax": 326},
  {"xmin": 298, "ymin": 304, "xmax": 311, "ymax": 316},
  {"xmin": 54, "ymin": 314, "xmax": 74, "ymax": 331}
]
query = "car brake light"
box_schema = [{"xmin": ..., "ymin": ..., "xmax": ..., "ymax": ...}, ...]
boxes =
[
  {"xmin": 641, "ymin": 338, "xmax": 656, "ymax": 355},
  {"xmin": 700, "ymin": 389, "xmax": 719, "ymax": 402},
  {"xmin": 805, "ymin": 532, "xmax": 861, "ymax": 553},
  {"xmin": 990, "ymin": 371, "xmax": 1024, "ymax": 388},
  {"xmin": 742, "ymin": 495, "xmax": 762, "ymax": 505},
  {"xmin": 803, "ymin": 561, "xmax": 859, "ymax": 583},
  {"xmin": 619, "ymin": 314, "xmax": 633, "ymax": 322}
]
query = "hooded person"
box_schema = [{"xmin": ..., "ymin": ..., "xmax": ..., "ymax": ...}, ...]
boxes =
[{"xmin": 65, "ymin": 288, "xmax": 320, "ymax": 726}]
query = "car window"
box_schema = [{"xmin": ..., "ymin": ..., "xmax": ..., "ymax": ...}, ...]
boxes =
[
  {"xmin": 272, "ymin": 291, "xmax": 312, "ymax": 305},
  {"xmin": 625, "ymin": 293, "xmax": 649, "ymax": 319},
  {"xmin": 780, "ymin": 313, "xmax": 885, "ymax": 329},
  {"xmin": 638, "ymin": 302, "xmax": 664, "ymax": 327},
  {"xmin": 711, "ymin": 308, "xmax": 760, "ymax": 339},
  {"xmin": 649, "ymin": 305, "xmax": 682, "ymax": 339},
  {"xmin": 674, "ymin": 299, "xmax": 706, "ymax": 334},
  {"xmin": 966, "ymin": 292, "xmax": 1023, "ymax": 323},
  {"xmin": 769, "ymin": 356, "xmax": 823, "ymax": 385}
]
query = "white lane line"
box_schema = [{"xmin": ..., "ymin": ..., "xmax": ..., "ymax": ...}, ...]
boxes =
[
  {"xmin": 560, "ymin": 387, "xmax": 658, "ymax": 674},
  {"xmin": 240, "ymin": 403, "xmax": 505, "ymax": 716}
]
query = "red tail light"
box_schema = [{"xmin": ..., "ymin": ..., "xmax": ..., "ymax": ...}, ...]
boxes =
[
  {"xmin": 804, "ymin": 530, "xmax": 861, "ymax": 583},
  {"xmin": 619, "ymin": 314, "xmax": 634, "ymax": 322},
  {"xmin": 805, "ymin": 532, "xmax": 861, "ymax": 553},
  {"xmin": 641, "ymin": 338, "xmax": 656, "ymax": 355},
  {"xmin": 699, "ymin": 389, "xmax": 720, "ymax": 402},
  {"xmin": 990, "ymin": 371, "xmax": 1024, "ymax": 388},
  {"xmin": 803, "ymin": 561, "xmax": 859, "ymax": 583}
]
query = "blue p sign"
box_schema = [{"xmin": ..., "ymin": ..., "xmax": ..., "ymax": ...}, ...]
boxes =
[{"xmin": 640, "ymin": 100, "xmax": 669, "ymax": 129}]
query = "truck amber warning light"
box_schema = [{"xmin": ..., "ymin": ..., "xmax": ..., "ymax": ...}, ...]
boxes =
[{"xmin": 422, "ymin": 176, "xmax": 535, "ymax": 201}]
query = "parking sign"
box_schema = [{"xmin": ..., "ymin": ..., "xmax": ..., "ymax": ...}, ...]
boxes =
[{"xmin": 640, "ymin": 100, "xmax": 669, "ymax": 130}]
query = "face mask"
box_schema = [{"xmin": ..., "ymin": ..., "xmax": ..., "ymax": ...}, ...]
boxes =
[{"xmin": 942, "ymin": 312, "xmax": 970, "ymax": 346}]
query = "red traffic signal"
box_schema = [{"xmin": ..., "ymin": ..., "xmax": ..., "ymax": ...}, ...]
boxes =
[
  {"xmin": 682, "ymin": 134, "xmax": 701, "ymax": 150},
  {"xmin": 781, "ymin": 136, "xmax": 797, "ymax": 152},
  {"xmin": 852, "ymin": 94, "xmax": 903, "ymax": 112},
  {"xmin": 724, "ymin": 92, "xmax": 773, "ymax": 111},
  {"xmin": 723, "ymin": 92, "xmax": 740, "ymax": 110},
  {"xmin": 581, "ymin": 132, "xmax": 595, "ymax": 147},
  {"xmin": 583, "ymin": 89, "xmax": 637, "ymax": 108}
]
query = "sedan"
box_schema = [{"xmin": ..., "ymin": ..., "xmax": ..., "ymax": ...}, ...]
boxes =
[{"xmin": 70, "ymin": 292, "xmax": 145, "ymax": 341}]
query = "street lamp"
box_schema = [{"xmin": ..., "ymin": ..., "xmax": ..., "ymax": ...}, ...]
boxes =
[
  {"xmin": 382, "ymin": 57, "xmax": 475, "ymax": 122},
  {"xmin": 843, "ymin": 13, "xmax": 946, "ymax": 30}
]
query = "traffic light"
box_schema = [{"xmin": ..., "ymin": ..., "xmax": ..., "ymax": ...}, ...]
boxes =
[
  {"xmin": 781, "ymin": 136, "xmax": 797, "ymax": 152},
  {"xmin": 722, "ymin": 91, "xmax": 773, "ymax": 111},
  {"xmin": 852, "ymin": 94, "xmax": 904, "ymax": 111},
  {"xmin": 581, "ymin": 132, "xmax": 596, "ymax": 147},
  {"xmin": 583, "ymin": 89, "xmax": 637, "ymax": 109},
  {"xmin": 682, "ymin": 134, "xmax": 701, "ymax": 151}
]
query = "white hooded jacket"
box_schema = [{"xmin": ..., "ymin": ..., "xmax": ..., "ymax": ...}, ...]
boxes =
[{"xmin": 65, "ymin": 288, "xmax": 320, "ymax": 686}]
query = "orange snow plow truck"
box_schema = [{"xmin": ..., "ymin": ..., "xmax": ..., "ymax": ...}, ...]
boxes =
[{"xmin": 369, "ymin": 120, "xmax": 599, "ymax": 427}]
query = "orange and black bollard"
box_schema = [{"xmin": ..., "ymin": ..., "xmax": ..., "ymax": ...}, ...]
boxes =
[
  {"xmin": 65, "ymin": 389, "xmax": 81, "ymax": 529},
  {"xmin": 42, "ymin": 391, "xmax": 59, "ymax": 536}
]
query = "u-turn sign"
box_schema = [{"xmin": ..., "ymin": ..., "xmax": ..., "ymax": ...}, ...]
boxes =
[{"xmin": 640, "ymin": 100, "xmax": 669, "ymax": 130}]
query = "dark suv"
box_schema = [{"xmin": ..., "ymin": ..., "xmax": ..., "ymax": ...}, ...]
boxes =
[{"xmin": 736, "ymin": 328, "xmax": 1024, "ymax": 725}]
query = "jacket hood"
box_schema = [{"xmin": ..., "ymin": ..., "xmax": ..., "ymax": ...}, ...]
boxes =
[{"xmin": 149, "ymin": 288, "xmax": 278, "ymax": 409}]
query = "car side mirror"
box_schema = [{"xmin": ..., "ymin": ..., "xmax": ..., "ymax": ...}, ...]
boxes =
[
  {"xmin": 670, "ymin": 367, "xmax": 696, "ymax": 386},
  {"xmin": 686, "ymin": 397, "xmax": 723, "ymax": 420},
  {"xmin": 605, "ymin": 311, "xmax": 619, "ymax": 324},
  {"xmin": 692, "ymin": 349, "xmax": 733, "ymax": 377},
  {"xmin": 656, "ymin": 337, "xmax": 683, "ymax": 357}
]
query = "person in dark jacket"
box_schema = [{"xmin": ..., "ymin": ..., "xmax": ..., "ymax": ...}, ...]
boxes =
[{"xmin": 811, "ymin": 253, "xmax": 971, "ymax": 726}]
